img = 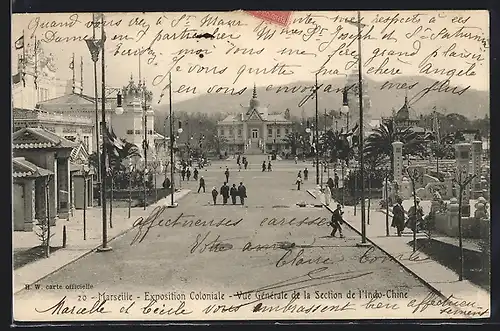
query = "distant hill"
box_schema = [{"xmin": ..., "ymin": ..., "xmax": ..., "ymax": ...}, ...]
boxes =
[{"xmin": 154, "ymin": 76, "xmax": 489, "ymax": 120}]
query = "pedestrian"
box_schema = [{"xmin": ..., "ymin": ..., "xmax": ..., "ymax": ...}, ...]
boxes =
[
  {"xmin": 230, "ymin": 184, "xmax": 238, "ymax": 205},
  {"xmin": 392, "ymin": 197, "xmax": 406, "ymax": 236},
  {"xmin": 327, "ymin": 177, "xmax": 334, "ymax": 193},
  {"xmin": 297, "ymin": 170, "xmax": 302, "ymax": 179},
  {"xmin": 224, "ymin": 167, "xmax": 230, "ymax": 182},
  {"xmin": 237, "ymin": 155, "xmax": 240, "ymax": 165},
  {"xmin": 406, "ymin": 197, "xmax": 424, "ymax": 233},
  {"xmin": 294, "ymin": 155, "xmax": 298, "ymax": 164},
  {"xmin": 220, "ymin": 182, "xmax": 230, "ymax": 205},
  {"xmin": 186, "ymin": 167, "xmax": 191, "ymax": 181},
  {"xmin": 267, "ymin": 161, "xmax": 272, "ymax": 171},
  {"xmin": 324, "ymin": 185, "xmax": 332, "ymax": 205},
  {"xmin": 211, "ymin": 186, "xmax": 218, "ymax": 205},
  {"xmin": 334, "ymin": 173, "xmax": 339, "ymax": 188},
  {"xmin": 238, "ymin": 162, "xmax": 242, "ymax": 172},
  {"xmin": 193, "ymin": 168, "xmax": 199, "ymax": 181},
  {"xmin": 181, "ymin": 168, "xmax": 186, "ymax": 181},
  {"xmin": 238, "ymin": 182, "xmax": 247, "ymax": 205},
  {"xmin": 262, "ymin": 161, "xmax": 266, "ymax": 172},
  {"xmin": 329, "ymin": 204, "xmax": 345, "ymax": 238},
  {"xmin": 244, "ymin": 159, "xmax": 248, "ymax": 169},
  {"xmin": 198, "ymin": 176, "xmax": 206, "ymax": 193},
  {"xmin": 162, "ymin": 177, "xmax": 171, "ymax": 189},
  {"xmin": 296, "ymin": 175, "xmax": 303, "ymax": 190},
  {"xmin": 304, "ymin": 167, "xmax": 309, "ymax": 180}
]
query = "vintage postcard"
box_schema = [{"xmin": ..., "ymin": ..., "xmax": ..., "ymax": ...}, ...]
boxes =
[{"xmin": 11, "ymin": 10, "xmax": 490, "ymax": 322}]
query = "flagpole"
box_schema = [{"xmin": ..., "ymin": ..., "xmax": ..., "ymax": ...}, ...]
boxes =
[
  {"xmin": 356, "ymin": 10, "xmax": 369, "ymax": 246},
  {"xmin": 97, "ymin": 13, "xmax": 111, "ymax": 252},
  {"xmin": 92, "ymin": 13, "xmax": 101, "ymax": 205}
]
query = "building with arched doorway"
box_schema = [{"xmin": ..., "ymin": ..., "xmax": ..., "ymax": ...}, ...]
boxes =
[{"xmin": 216, "ymin": 85, "xmax": 294, "ymax": 155}]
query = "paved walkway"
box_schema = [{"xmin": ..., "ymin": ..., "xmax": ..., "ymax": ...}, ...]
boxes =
[
  {"xmin": 12, "ymin": 189, "xmax": 191, "ymax": 294},
  {"xmin": 307, "ymin": 188, "xmax": 490, "ymax": 310}
]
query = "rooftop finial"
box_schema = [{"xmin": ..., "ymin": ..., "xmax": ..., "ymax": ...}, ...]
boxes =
[
  {"xmin": 253, "ymin": 83, "xmax": 257, "ymax": 99},
  {"xmin": 404, "ymin": 88, "xmax": 408, "ymax": 105},
  {"xmin": 130, "ymin": 73, "xmax": 133, "ymax": 82}
]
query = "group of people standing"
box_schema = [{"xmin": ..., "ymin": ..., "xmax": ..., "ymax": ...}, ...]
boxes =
[
  {"xmin": 212, "ymin": 182, "xmax": 247, "ymax": 206},
  {"xmin": 181, "ymin": 166, "xmax": 199, "ymax": 181},
  {"xmin": 262, "ymin": 160, "xmax": 272, "ymax": 172},
  {"xmin": 237, "ymin": 155, "xmax": 249, "ymax": 171},
  {"xmin": 391, "ymin": 196, "xmax": 425, "ymax": 236}
]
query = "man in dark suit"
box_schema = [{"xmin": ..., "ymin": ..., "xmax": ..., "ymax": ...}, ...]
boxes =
[
  {"xmin": 220, "ymin": 182, "xmax": 230, "ymax": 205},
  {"xmin": 238, "ymin": 182, "xmax": 247, "ymax": 205}
]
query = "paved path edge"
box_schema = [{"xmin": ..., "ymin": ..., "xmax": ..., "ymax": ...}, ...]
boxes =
[
  {"xmin": 13, "ymin": 190, "xmax": 191, "ymax": 295},
  {"xmin": 306, "ymin": 189, "xmax": 447, "ymax": 300}
]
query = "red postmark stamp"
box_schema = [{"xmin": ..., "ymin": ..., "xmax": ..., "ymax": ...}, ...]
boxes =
[{"xmin": 245, "ymin": 11, "xmax": 292, "ymax": 27}]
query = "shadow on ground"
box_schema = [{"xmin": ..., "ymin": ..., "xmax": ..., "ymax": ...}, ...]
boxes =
[
  {"xmin": 13, "ymin": 246, "xmax": 62, "ymax": 270},
  {"xmin": 409, "ymin": 238, "xmax": 490, "ymax": 292}
]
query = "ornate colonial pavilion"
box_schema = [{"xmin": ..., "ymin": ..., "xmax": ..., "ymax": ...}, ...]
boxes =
[{"xmin": 217, "ymin": 85, "xmax": 294, "ymax": 155}]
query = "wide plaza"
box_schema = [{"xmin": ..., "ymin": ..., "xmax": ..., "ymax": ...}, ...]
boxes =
[{"xmin": 14, "ymin": 156, "xmax": 441, "ymax": 320}]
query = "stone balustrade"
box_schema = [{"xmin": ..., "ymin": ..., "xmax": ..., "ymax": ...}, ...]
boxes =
[{"xmin": 13, "ymin": 109, "xmax": 93, "ymax": 125}]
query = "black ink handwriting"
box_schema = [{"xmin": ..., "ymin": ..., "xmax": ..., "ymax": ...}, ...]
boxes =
[
  {"xmin": 359, "ymin": 245, "xmax": 430, "ymax": 265},
  {"xmin": 35, "ymin": 296, "xmax": 110, "ymax": 315}
]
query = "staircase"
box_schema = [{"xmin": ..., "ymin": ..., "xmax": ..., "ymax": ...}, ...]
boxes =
[{"xmin": 245, "ymin": 140, "xmax": 264, "ymax": 155}]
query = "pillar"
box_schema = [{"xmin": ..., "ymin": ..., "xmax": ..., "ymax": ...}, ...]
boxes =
[
  {"xmin": 262, "ymin": 122, "xmax": 267, "ymax": 153},
  {"xmin": 57, "ymin": 157, "xmax": 70, "ymax": 218},
  {"xmin": 455, "ymin": 143, "xmax": 472, "ymax": 217},
  {"xmin": 392, "ymin": 141, "xmax": 403, "ymax": 183},
  {"xmin": 24, "ymin": 180, "xmax": 35, "ymax": 231},
  {"xmin": 242, "ymin": 122, "xmax": 248, "ymax": 151},
  {"xmin": 471, "ymin": 141, "xmax": 482, "ymax": 198},
  {"xmin": 447, "ymin": 197, "xmax": 459, "ymax": 236}
]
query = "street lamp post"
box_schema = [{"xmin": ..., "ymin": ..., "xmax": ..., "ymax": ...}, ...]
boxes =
[
  {"xmin": 82, "ymin": 164, "xmax": 90, "ymax": 240},
  {"xmin": 128, "ymin": 160, "xmax": 132, "ymax": 219},
  {"xmin": 384, "ymin": 166, "xmax": 390, "ymax": 236},
  {"xmin": 44, "ymin": 174, "xmax": 52, "ymax": 258},
  {"xmin": 142, "ymin": 87, "xmax": 149, "ymax": 211},
  {"xmin": 109, "ymin": 167, "xmax": 113, "ymax": 229},
  {"xmin": 355, "ymin": 10, "xmax": 369, "ymax": 247},
  {"xmin": 315, "ymin": 73, "xmax": 320, "ymax": 185},
  {"xmin": 97, "ymin": 13, "xmax": 111, "ymax": 252},
  {"xmin": 168, "ymin": 72, "xmax": 182, "ymax": 208}
]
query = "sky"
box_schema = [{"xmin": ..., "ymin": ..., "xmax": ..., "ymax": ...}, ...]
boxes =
[{"xmin": 12, "ymin": 10, "xmax": 489, "ymax": 104}]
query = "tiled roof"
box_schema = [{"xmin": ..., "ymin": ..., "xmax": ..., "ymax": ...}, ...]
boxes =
[
  {"xmin": 13, "ymin": 127, "xmax": 77, "ymax": 150},
  {"xmin": 13, "ymin": 157, "xmax": 53, "ymax": 178},
  {"xmin": 38, "ymin": 93, "xmax": 97, "ymax": 106},
  {"xmin": 70, "ymin": 142, "xmax": 90, "ymax": 163}
]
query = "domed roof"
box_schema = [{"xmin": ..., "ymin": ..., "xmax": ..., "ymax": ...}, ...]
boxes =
[{"xmin": 395, "ymin": 96, "xmax": 418, "ymax": 121}]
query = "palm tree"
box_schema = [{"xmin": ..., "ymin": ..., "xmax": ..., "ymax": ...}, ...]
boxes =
[
  {"xmin": 364, "ymin": 120, "xmax": 433, "ymax": 177},
  {"xmin": 283, "ymin": 131, "xmax": 301, "ymax": 156}
]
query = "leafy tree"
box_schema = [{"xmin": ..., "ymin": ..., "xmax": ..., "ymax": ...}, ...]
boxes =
[
  {"xmin": 283, "ymin": 131, "xmax": 301, "ymax": 155},
  {"xmin": 429, "ymin": 141, "xmax": 454, "ymax": 173}
]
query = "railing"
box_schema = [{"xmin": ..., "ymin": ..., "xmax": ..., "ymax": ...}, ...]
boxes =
[{"xmin": 13, "ymin": 110, "xmax": 92, "ymax": 125}]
